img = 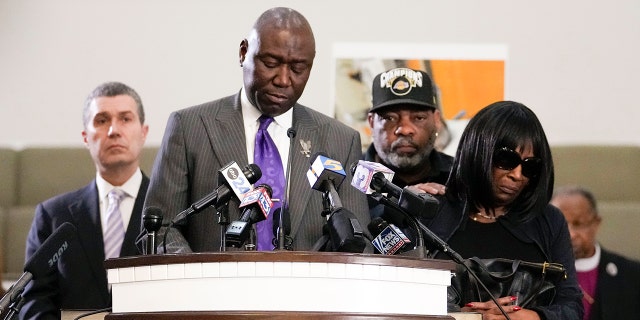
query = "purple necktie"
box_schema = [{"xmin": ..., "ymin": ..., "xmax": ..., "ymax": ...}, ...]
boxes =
[{"xmin": 253, "ymin": 115, "xmax": 285, "ymax": 250}]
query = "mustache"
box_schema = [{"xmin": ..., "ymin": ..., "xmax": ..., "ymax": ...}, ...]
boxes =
[{"xmin": 389, "ymin": 137, "xmax": 418, "ymax": 151}]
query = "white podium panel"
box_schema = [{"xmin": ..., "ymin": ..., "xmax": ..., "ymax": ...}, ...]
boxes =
[{"xmin": 106, "ymin": 252, "xmax": 455, "ymax": 317}]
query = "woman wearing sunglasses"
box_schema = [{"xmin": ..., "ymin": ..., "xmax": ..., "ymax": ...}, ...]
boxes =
[{"xmin": 426, "ymin": 101, "xmax": 582, "ymax": 319}]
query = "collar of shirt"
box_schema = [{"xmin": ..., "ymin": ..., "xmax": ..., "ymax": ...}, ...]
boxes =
[
  {"xmin": 96, "ymin": 168, "xmax": 143, "ymax": 233},
  {"xmin": 575, "ymin": 242, "xmax": 601, "ymax": 272},
  {"xmin": 240, "ymin": 87, "xmax": 293, "ymax": 168}
]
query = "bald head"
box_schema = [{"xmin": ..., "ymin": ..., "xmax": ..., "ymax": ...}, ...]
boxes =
[
  {"xmin": 240, "ymin": 7, "xmax": 316, "ymax": 117},
  {"xmin": 551, "ymin": 185, "xmax": 601, "ymax": 259},
  {"xmin": 252, "ymin": 7, "xmax": 315, "ymax": 40}
]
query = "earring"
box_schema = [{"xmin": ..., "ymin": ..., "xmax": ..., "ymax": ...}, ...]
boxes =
[{"xmin": 435, "ymin": 132, "xmax": 439, "ymax": 138}]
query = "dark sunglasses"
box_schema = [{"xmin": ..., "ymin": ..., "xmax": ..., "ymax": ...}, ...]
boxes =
[{"xmin": 493, "ymin": 147, "xmax": 543, "ymax": 179}]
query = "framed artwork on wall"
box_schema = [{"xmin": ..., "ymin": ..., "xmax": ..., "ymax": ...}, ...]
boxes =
[{"xmin": 331, "ymin": 43, "xmax": 507, "ymax": 155}]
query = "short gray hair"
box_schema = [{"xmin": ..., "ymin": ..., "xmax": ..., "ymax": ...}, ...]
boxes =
[
  {"xmin": 83, "ymin": 82, "xmax": 145, "ymax": 127},
  {"xmin": 552, "ymin": 185, "xmax": 599, "ymax": 217}
]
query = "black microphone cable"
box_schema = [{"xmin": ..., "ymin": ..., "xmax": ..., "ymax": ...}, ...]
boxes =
[
  {"xmin": 382, "ymin": 199, "xmax": 512, "ymax": 320},
  {"xmin": 72, "ymin": 307, "xmax": 112, "ymax": 320},
  {"xmin": 369, "ymin": 192, "xmax": 427, "ymax": 258}
]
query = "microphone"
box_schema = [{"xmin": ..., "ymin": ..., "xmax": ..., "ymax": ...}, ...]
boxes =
[
  {"xmin": 171, "ymin": 162, "xmax": 261, "ymax": 224},
  {"xmin": 275, "ymin": 128, "xmax": 296, "ymax": 250},
  {"xmin": 326, "ymin": 207, "xmax": 366, "ymax": 253},
  {"xmin": 160, "ymin": 162, "xmax": 261, "ymax": 253},
  {"xmin": 272, "ymin": 208, "xmax": 292, "ymax": 250},
  {"xmin": 370, "ymin": 172, "xmax": 439, "ymax": 220},
  {"xmin": 1, "ymin": 222, "xmax": 77, "ymax": 314},
  {"xmin": 350, "ymin": 160, "xmax": 428, "ymax": 257},
  {"xmin": 307, "ymin": 153, "xmax": 346, "ymax": 210},
  {"xmin": 350, "ymin": 160, "xmax": 395, "ymax": 194},
  {"xmin": 368, "ymin": 217, "xmax": 412, "ymax": 255},
  {"xmin": 307, "ymin": 153, "xmax": 366, "ymax": 253},
  {"xmin": 24, "ymin": 222, "xmax": 77, "ymax": 276},
  {"xmin": 225, "ymin": 184, "xmax": 273, "ymax": 248},
  {"xmin": 351, "ymin": 160, "xmax": 439, "ymax": 219},
  {"xmin": 353, "ymin": 162, "xmax": 510, "ymax": 319},
  {"xmin": 142, "ymin": 207, "xmax": 163, "ymax": 255}
]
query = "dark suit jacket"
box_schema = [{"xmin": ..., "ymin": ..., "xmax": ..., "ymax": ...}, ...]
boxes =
[
  {"xmin": 589, "ymin": 248, "xmax": 640, "ymax": 320},
  {"xmin": 144, "ymin": 92, "xmax": 370, "ymax": 252},
  {"xmin": 19, "ymin": 176, "xmax": 149, "ymax": 320}
]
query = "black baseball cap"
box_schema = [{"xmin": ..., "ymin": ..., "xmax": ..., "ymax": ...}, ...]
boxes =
[{"xmin": 370, "ymin": 68, "xmax": 437, "ymax": 113}]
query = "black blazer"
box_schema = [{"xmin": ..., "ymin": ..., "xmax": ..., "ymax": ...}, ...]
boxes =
[
  {"xmin": 19, "ymin": 176, "xmax": 149, "ymax": 320},
  {"xmin": 589, "ymin": 248, "xmax": 640, "ymax": 320}
]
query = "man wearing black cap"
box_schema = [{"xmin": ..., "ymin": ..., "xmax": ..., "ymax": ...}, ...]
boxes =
[{"xmin": 365, "ymin": 68, "xmax": 453, "ymax": 234}]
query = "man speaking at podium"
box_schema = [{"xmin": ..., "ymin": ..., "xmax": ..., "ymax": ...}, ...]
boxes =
[{"xmin": 144, "ymin": 7, "xmax": 369, "ymax": 253}]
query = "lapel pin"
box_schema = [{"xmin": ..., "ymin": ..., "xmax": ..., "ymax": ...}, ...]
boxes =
[{"xmin": 299, "ymin": 139, "xmax": 311, "ymax": 157}]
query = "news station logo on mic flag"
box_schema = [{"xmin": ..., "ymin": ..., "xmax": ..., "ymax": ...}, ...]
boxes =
[
  {"xmin": 239, "ymin": 187, "xmax": 273, "ymax": 217},
  {"xmin": 218, "ymin": 161, "xmax": 252, "ymax": 199},
  {"xmin": 372, "ymin": 224, "xmax": 411, "ymax": 255},
  {"xmin": 307, "ymin": 154, "xmax": 346, "ymax": 190},
  {"xmin": 351, "ymin": 160, "xmax": 395, "ymax": 194}
]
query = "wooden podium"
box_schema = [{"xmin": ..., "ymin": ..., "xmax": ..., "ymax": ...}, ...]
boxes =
[{"xmin": 104, "ymin": 252, "xmax": 456, "ymax": 319}]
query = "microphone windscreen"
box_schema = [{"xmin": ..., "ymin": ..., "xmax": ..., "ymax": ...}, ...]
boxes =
[
  {"xmin": 367, "ymin": 217, "xmax": 387, "ymax": 235},
  {"xmin": 327, "ymin": 208, "xmax": 366, "ymax": 253},
  {"xmin": 143, "ymin": 206, "xmax": 164, "ymax": 232},
  {"xmin": 24, "ymin": 222, "xmax": 77, "ymax": 276},
  {"xmin": 245, "ymin": 163, "xmax": 262, "ymax": 183},
  {"xmin": 255, "ymin": 184, "xmax": 273, "ymax": 197},
  {"xmin": 287, "ymin": 128, "xmax": 297, "ymax": 138}
]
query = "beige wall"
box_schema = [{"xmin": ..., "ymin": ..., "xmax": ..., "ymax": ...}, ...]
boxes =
[{"xmin": 0, "ymin": 0, "xmax": 639, "ymax": 148}]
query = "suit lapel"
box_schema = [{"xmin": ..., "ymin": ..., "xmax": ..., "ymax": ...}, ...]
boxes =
[
  {"xmin": 201, "ymin": 93, "xmax": 249, "ymax": 168},
  {"xmin": 120, "ymin": 175, "xmax": 149, "ymax": 257},
  {"xmin": 289, "ymin": 106, "xmax": 321, "ymax": 237},
  {"xmin": 198, "ymin": 98, "xmax": 323, "ymax": 241},
  {"xmin": 68, "ymin": 182, "xmax": 110, "ymax": 303},
  {"xmin": 595, "ymin": 250, "xmax": 615, "ymax": 318}
]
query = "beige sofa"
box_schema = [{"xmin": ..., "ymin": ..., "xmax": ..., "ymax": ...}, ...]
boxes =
[
  {"xmin": 0, "ymin": 147, "xmax": 158, "ymax": 279},
  {"xmin": 551, "ymin": 146, "xmax": 640, "ymax": 260},
  {"xmin": 1, "ymin": 145, "xmax": 639, "ymax": 280}
]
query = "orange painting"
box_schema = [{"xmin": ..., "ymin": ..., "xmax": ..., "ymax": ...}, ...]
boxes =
[{"xmin": 430, "ymin": 60, "xmax": 504, "ymax": 120}]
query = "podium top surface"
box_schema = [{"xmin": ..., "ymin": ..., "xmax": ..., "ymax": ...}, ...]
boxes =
[{"xmin": 105, "ymin": 251, "xmax": 455, "ymax": 271}]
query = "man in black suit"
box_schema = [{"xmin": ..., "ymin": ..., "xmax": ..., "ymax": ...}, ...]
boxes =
[
  {"xmin": 551, "ymin": 185, "xmax": 640, "ymax": 320},
  {"xmin": 20, "ymin": 82, "xmax": 150, "ymax": 320},
  {"xmin": 144, "ymin": 7, "xmax": 369, "ymax": 253}
]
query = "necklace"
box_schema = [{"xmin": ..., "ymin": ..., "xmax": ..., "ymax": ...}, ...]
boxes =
[{"xmin": 471, "ymin": 212, "xmax": 497, "ymax": 221}]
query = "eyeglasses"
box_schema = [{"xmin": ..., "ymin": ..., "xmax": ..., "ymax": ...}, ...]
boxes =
[{"xmin": 493, "ymin": 147, "xmax": 542, "ymax": 179}]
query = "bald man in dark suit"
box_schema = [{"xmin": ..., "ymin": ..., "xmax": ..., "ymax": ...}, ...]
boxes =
[
  {"xmin": 552, "ymin": 186, "xmax": 640, "ymax": 320},
  {"xmin": 144, "ymin": 7, "xmax": 369, "ymax": 253}
]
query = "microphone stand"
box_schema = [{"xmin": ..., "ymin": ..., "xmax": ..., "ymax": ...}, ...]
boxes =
[
  {"xmin": 0, "ymin": 272, "xmax": 32, "ymax": 318},
  {"xmin": 374, "ymin": 195, "xmax": 511, "ymax": 320},
  {"xmin": 276, "ymin": 128, "xmax": 296, "ymax": 250},
  {"xmin": 216, "ymin": 202, "xmax": 230, "ymax": 252},
  {"xmin": 143, "ymin": 210, "xmax": 163, "ymax": 255},
  {"xmin": 310, "ymin": 190, "xmax": 334, "ymax": 251}
]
